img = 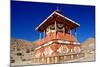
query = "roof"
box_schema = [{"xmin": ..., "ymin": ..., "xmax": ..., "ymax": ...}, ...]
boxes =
[
  {"xmin": 36, "ymin": 32, "xmax": 77, "ymax": 46},
  {"xmin": 35, "ymin": 11, "xmax": 80, "ymax": 32}
]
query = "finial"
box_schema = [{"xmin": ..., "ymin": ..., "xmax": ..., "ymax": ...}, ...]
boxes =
[
  {"xmin": 56, "ymin": 6, "xmax": 59, "ymax": 11},
  {"xmin": 56, "ymin": 5, "xmax": 61, "ymax": 14}
]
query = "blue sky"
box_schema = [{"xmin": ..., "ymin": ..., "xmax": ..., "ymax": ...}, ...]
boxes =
[{"xmin": 11, "ymin": 1, "xmax": 95, "ymax": 43}]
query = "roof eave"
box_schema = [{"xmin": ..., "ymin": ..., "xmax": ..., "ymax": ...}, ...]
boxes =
[
  {"xmin": 55, "ymin": 12, "xmax": 80, "ymax": 27},
  {"xmin": 35, "ymin": 11, "xmax": 56, "ymax": 31}
]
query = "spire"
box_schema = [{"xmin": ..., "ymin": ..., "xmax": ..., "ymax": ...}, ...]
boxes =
[{"xmin": 55, "ymin": 5, "xmax": 61, "ymax": 14}]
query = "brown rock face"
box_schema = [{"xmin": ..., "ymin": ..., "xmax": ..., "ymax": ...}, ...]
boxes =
[
  {"xmin": 11, "ymin": 38, "xmax": 38, "ymax": 66},
  {"xmin": 81, "ymin": 38, "xmax": 95, "ymax": 53}
]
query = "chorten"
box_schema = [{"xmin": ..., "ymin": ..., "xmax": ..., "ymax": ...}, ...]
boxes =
[{"xmin": 34, "ymin": 9, "xmax": 81, "ymax": 64}]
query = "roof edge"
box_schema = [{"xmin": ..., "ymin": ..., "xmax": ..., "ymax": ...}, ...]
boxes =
[{"xmin": 35, "ymin": 11, "xmax": 56, "ymax": 31}]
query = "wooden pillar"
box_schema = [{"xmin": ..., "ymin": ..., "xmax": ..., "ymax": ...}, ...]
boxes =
[
  {"xmin": 46, "ymin": 57, "xmax": 50, "ymax": 64},
  {"xmin": 38, "ymin": 58, "xmax": 39, "ymax": 63},
  {"xmin": 55, "ymin": 21, "xmax": 57, "ymax": 39},
  {"xmin": 63, "ymin": 27, "xmax": 65, "ymax": 35},
  {"xmin": 44, "ymin": 57, "xmax": 46, "ymax": 64},
  {"xmin": 76, "ymin": 54, "xmax": 79, "ymax": 58},
  {"xmin": 42, "ymin": 57, "xmax": 44, "ymax": 63},
  {"xmin": 55, "ymin": 56, "xmax": 57, "ymax": 63},
  {"xmin": 48, "ymin": 26, "xmax": 50, "ymax": 41},
  {"xmin": 44, "ymin": 30, "xmax": 46, "ymax": 37},
  {"xmin": 58, "ymin": 56, "xmax": 60, "ymax": 63},
  {"xmin": 71, "ymin": 54, "xmax": 74, "ymax": 59},
  {"xmin": 46, "ymin": 57, "xmax": 47, "ymax": 64},
  {"xmin": 64, "ymin": 55, "xmax": 66, "ymax": 61},
  {"xmin": 36, "ymin": 58, "xmax": 38, "ymax": 63},
  {"xmin": 50, "ymin": 56, "xmax": 54, "ymax": 64},
  {"xmin": 62, "ymin": 56, "xmax": 64, "ymax": 61},
  {"xmin": 34, "ymin": 54, "xmax": 37, "ymax": 63},
  {"xmin": 71, "ymin": 49, "xmax": 74, "ymax": 59},
  {"xmin": 51, "ymin": 56, "xmax": 55, "ymax": 63},
  {"xmin": 69, "ymin": 29, "xmax": 72, "ymax": 40},
  {"xmin": 35, "ymin": 58, "xmax": 37, "ymax": 63},
  {"xmin": 75, "ymin": 28, "xmax": 77, "ymax": 40},
  {"xmin": 55, "ymin": 56, "xmax": 60, "ymax": 63},
  {"xmin": 35, "ymin": 54, "xmax": 37, "ymax": 63},
  {"xmin": 34, "ymin": 58, "xmax": 36, "ymax": 63},
  {"xmin": 40, "ymin": 57, "xmax": 42, "ymax": 63},
  {"xmin": 39, "ymin": 33, "xmax": 42, "ymax": 40}
]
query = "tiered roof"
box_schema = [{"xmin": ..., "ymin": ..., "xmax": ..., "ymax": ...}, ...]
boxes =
[{"xmin": 35, "ymin": 11, "xmax": 80, "ymax": 32}]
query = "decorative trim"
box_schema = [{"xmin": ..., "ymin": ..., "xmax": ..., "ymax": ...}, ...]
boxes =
[{"xmin": 35, "ymin": 40, "xmax": 80, "ymax": 50}]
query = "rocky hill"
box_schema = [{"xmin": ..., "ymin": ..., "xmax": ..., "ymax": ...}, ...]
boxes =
[
  {"xmin": 78, "ymin": 38, "xmax": 95, "ymax": 62},
  {"xmin": 10, "ymin": 39, "xmax": 38, "ymax": 66},
  {"xmin": 81, "ymin": 38, "xmax": 95, "ymax": 53}
]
